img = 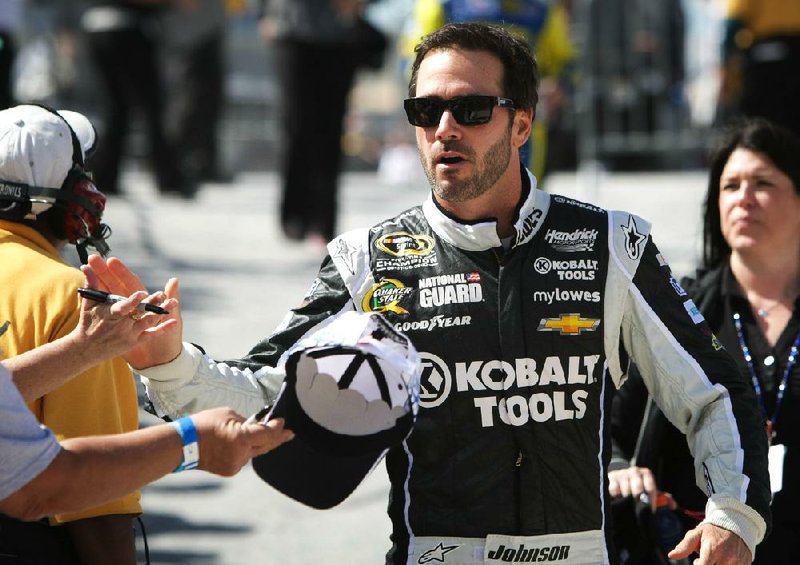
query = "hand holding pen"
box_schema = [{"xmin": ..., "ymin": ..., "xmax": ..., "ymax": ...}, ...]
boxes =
[
  {"xmin": 62, "ymin": 282, "xmax": 179, "ymax": 367},
  {"xmin": 78, "ymin": 287, "xmax": 170, "ymax": 315},
  {"xmin": 80, "ymin": 254, "xmax": 184, "ymax": 369}
]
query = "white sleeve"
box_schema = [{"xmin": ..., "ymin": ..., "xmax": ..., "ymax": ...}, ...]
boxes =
[{"xmin": 138, "ymin": 343, "xmax": 284, "ymax": 419}]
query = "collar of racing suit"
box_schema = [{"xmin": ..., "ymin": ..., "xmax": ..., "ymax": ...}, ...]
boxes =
[{"xmin": 421, "ymin": 167, "xmax": 551, "ymax": 252}]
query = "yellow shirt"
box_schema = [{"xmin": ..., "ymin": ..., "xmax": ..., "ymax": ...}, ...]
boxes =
[
  {"xmin": 727, "ymin": 0, "xmax": 800, "ymax": 39},
  {"xmin": 0, "ymin": 220, "xmax": 141, "ymax": 523}
]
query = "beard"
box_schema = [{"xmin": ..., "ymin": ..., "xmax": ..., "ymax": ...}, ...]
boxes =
[{"xmin": 420, "ymin": 124, "xmax": 513, "ymax": 204}]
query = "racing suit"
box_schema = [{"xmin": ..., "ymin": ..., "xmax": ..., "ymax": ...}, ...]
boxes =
[{"xmin": 141, "ymin": 169, "xmax": 770, "ymax": 564}]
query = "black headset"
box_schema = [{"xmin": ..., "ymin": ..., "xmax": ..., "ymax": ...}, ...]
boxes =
[{"xmin": 0, "ymin": 104, "xmax": 110, "ymax": 263}]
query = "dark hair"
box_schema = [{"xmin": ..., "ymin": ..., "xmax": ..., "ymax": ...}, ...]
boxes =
[
  {"xmin": 702, "ymin": 118, "xmax": 800, "ymax": 267},
  {"xmin": 407, "ymin": 22, "xmax": 539, "ymax": 111}
]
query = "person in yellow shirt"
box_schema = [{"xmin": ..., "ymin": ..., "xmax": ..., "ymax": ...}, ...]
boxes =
[{"xmin": 0, "ymin": 103, "xmax": 150, "ymax": 564}]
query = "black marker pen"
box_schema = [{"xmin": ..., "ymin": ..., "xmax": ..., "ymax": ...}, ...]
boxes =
[{"xmin": 77, "ymin": 287, "xmax": 170, "ymax": 315}]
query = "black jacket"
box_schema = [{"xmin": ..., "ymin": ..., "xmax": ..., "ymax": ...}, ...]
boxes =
[{"xmin": 142, "ymin": 172, "xmax": 771, "ymax": 564}]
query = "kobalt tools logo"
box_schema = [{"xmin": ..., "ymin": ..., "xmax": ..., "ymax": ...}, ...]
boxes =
[
  {"xmin": 537, "ymin": 314, "xmax": 600, "ymax": 335},
  {"xmin": 533, "ymin": 257, "xmax": 598, "ymax": 280},
  {"xmin": 362, "ymin": 279, "xmax": 412, "ymax": 315},
  {"xmin": 544, "ymin": 228, "xmax": 598, "ymax": 252},
  {"xmin": 419, "ymin": 352, "xmax": 452, "ymax": 408},
  {"xmin": 418, "ymin": 272, "xmax": 483, "ymax": 307},
  {"xmin": 487, "ymin": 544, "xmax": 571, "ymax": 562},
  {"xmin": 418, "ymin": 353, "xmax": 601, "ymax": 427}
]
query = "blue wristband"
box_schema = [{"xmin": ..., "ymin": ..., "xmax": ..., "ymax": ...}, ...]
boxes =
[{"xmin": 170, "ymin": 416, "xmax": 199, "ymax": 472}]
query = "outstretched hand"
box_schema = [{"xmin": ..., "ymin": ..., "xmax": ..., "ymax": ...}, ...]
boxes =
[
  {"xmin": 191, "ymin": 407, "xmax": 294, "ymax": 477},
  {"xmin": 668, "ymin": 522, "xmax": 751, "ymax": 564},
  {"xmin": 83, "ymin": 254, "xmax": 184, "ymax": 369}
]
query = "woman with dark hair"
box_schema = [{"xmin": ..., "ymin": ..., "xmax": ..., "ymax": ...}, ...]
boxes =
[{"xmin": 610, "ymin": 117, "xmax": 800, "ymax": 564}]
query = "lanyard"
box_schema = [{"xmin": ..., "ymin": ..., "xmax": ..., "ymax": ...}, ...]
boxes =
[{"xmin": 733, "ymin": 312, "xmax": 800, "ymax": 440}]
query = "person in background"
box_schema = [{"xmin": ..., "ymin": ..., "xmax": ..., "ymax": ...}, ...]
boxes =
[
  {"xmin": 609, "ymin": 117, "xmax": 800, "ymax": 564},
  {"xmin": 162, "ymin": 0, "xmax": 232, "ymax": 185},
  {"xmin": 80, "ymin": 0, "xmax": 196, "ymax": 197},
  {"xmin": 0, "ymin": 0, "xmax": 22, "ymax": 110},
  {"xmin": 258, "ymin": 0, "xmax": 377, "ymax": 244},
  {"xmin": 718, "ymin": 0, "xmax": 800, "ymax": 138}
]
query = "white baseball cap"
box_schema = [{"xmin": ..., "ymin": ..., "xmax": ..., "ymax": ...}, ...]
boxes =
[
  {"xmin": 252, "ymin": 311, "xmax": 421, "ymax": 509},
  {"xmin": 0, "ymin": 104, "xmax": 97, "ymax": 216}
]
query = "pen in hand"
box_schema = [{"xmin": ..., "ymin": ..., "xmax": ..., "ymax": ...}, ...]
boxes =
[
  {"xmin": 244, "ymin": 404, "xmax": 274, "ymax": 426},
  {"xmin": 77, "ymin": 287, "xmax": 170, "ymax": 315}
]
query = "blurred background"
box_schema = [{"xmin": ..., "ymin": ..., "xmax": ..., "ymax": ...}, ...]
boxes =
[{"xmin": 4, "ymin": 0, "xmax": 725, "ymax": 180}]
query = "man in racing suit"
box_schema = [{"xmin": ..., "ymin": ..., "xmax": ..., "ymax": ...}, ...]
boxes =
[{"xmin": 90, "ymin": 22, "xmax": 770, "ymax": 565}]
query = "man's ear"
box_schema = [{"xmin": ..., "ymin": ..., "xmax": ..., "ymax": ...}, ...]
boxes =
[{"xmin": 512, "ymin": 108, "xmax": 534, "ymax": 149}]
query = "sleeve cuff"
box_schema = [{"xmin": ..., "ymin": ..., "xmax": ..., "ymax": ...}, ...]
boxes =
[
  {"xmin": 137, "ymin": 342, "xmax": 202, "ymax": 392},
  {"xmin": 703, "ymin": 495, "xmax": 767, "ymax": 559}
]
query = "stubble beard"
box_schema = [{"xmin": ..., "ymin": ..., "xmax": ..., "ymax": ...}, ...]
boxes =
[{"xmin": 420, "ymin": 125, "xmax": 513, "ymax": 204}]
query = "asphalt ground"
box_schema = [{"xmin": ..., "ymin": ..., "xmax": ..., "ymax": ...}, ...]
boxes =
[{"xmin": 88, "ymin": 164, "xmax": 707, "ymax": 564}]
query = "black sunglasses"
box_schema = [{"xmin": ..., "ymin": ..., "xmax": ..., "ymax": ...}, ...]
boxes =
[{"xmin": 404, "ymin": 95, "xmax": 516, "ymax": 127}]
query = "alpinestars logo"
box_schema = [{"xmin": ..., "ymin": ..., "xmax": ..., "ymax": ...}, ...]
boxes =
[
  {"xmin": 418, "ymin": 542, "xmax": 459, "ymax": 563},
  {"xmin": 331, "ymin": 238, "xmax": 358, "ymax": 275},
  {"xmin": 621, "ymin": 216, "xmax": 647, "ymax": 260}
]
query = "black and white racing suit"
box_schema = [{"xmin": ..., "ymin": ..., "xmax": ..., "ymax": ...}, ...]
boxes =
[{"xmin": 140, "ymin": 170, "xmax": 770, "ymax": 564}]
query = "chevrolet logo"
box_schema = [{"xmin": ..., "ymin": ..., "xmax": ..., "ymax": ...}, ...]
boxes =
[{"xmin": 538, "ymin": 313, "xmax": 600, "ymax": 335}]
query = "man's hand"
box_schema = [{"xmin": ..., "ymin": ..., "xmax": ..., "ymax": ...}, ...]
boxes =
[
  {"xmin": 608, "ymin": 465, "xmax": 658, "ymax": 509},
  {"xmin": 84, "ymin": 255, "xmax": 184, "ymax": 369},
  {"xmin": 669, "ymin": 522, "xmax": 751, "ymax": 564},
  {"xmin": 76, "ymin": 264, "xmax": 179, "ymax": 360},
  {"xmin": 191, "ymin": 408, "xmax": 294, "ymax": 477}
]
